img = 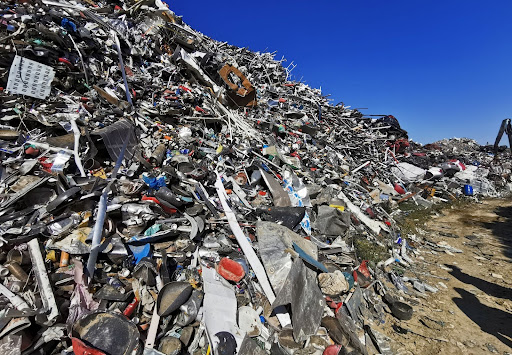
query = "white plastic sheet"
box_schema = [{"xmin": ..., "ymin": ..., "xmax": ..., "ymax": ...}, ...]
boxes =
[{"xmin": 7, "ymin": 56, "xmax": 55, "ymax": 99}]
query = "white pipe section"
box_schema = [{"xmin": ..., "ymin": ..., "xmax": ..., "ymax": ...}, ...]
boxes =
[
  {"xmin": 69, "ymin": 119, "xmax": 86, "ymax": 177},
  {"xmin": 28, "ymin": 239, "xmax": 59, "ymax": 325},
  {"xmin": 215, "ymin": 173, "xmax": 291, "ymax": 327},
  {"xmin": 0, "ymin": 283, "xmax": 29, "ymax": 311},
  {"xmin": 338, "ymin": 190, "xmax": 388, "ymax": 235}
]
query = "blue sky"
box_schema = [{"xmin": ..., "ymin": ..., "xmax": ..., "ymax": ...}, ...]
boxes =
[{"xmin": 169, "ymin": 1, "xmax": 512, "ymax": 145}]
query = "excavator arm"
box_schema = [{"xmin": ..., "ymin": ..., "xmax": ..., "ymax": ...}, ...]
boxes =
[{"xmin": 493, "ymin": 118, "xmax": 512, "ymax": 156}]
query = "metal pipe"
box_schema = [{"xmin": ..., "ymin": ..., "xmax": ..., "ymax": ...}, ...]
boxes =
[
  {"xmin": 112, "ymin": 31, "xmax": 133, "ymax": 106},
  {"xmin": 5, "ymin": 261, "xmax": 28, "ymax": 283}
]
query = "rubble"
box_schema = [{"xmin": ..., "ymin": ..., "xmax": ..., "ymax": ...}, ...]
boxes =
[{"xmin": 0, "ymin": 0, "xmax": 511, "ymax": 354}]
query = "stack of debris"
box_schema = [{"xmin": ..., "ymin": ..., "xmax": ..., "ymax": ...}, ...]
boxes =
[{"xmin": 0, "ymin": 1, "xmax": 510, "ymax": 354}]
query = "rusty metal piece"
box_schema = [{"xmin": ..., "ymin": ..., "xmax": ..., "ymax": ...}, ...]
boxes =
[
  {"xmin": 5, "ymin": 262, "xmax": 29, "ymax": 283},
  {"xmin": 218, "ymin": 64, "xmax": 257, "ymax": 107}
]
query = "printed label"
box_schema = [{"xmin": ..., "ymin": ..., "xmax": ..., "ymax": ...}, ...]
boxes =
[{"xmin": 6, "ymin": 55, "xmax": 55, "ymax": 99}]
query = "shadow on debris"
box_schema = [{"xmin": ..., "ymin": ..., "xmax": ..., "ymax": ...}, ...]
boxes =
[
  {"xmin": 481, "ymin": 205, "xmax": 512, "ymax": 260},
  {"xmin": 452, "ymin": 288, "xmax": 512, "ymax": 349},
  {"xmin": 446, "ymin": 265, "xmax": 512, "ymax": 300}
]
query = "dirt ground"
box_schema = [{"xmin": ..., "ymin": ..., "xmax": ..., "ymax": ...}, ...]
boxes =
[{"xmin": 378, "ymin": 198, "xmax": 512, "ymax": 355}]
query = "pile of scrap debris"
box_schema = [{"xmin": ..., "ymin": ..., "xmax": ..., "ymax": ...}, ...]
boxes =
[{"xmin": 0, "ymin": 1, "xmax": 510, "ymax": 354}]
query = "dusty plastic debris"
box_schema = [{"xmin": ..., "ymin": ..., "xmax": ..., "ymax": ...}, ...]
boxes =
[{"xmin": 318, "ymin": 271, "xmax": 350, "ymax": 296}]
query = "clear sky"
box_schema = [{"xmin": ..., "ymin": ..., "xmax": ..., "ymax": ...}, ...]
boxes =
[{"xmin": 169, "ymin": 1, "xmax": 512, "ymax": 145}]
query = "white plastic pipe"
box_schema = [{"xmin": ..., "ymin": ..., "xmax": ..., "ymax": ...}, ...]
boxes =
[
  {"xmin": 28, "ymin": 239, "xmax": 59, "ymax": 324},
  {"xmin": 0, "ymin": 283, "xmax": 29, "ymax": 310},
  {"xmin": 86, "ymin": 137, "xmax": 129, "ymax": 281},
  {"xmin": 69, "ymin": 118, "xmax": 86, "ymax": 177}
]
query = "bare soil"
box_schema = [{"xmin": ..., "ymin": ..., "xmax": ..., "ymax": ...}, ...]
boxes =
[{"xmin": 379, "ymin": 198, "xmax": 512, "ymax": 355}]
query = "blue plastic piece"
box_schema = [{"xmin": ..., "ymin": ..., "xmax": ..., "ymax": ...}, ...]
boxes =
[
  {"xmin": 128, "ymin": 244, "xmax": 151, "ymax": 264},
  {"xmin": 142, "ymin": 174, "xmax": 166, "ymax": 190},
  {"xmin": 464, "ymin": 184, "xmax": 474, "ymax": 196},
  {"xmin": 342, "ymin": 271, "xmax": 355, "ymax": 289},
  {"xmin": 61, "ymin": 18, "xmax": 77, "ymax": 32},
  {"xmin": 292, "ymin": 242, "xmax": 329, "ymax": 273},
  {"xmin": 260, "ymin": 163, "xmax": 270, "ymax": 171}
]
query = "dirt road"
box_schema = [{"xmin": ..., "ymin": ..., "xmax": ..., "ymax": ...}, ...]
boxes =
[{"xmin": 381, "ymin": 198, "xmax": 512, "ymax": 355}]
